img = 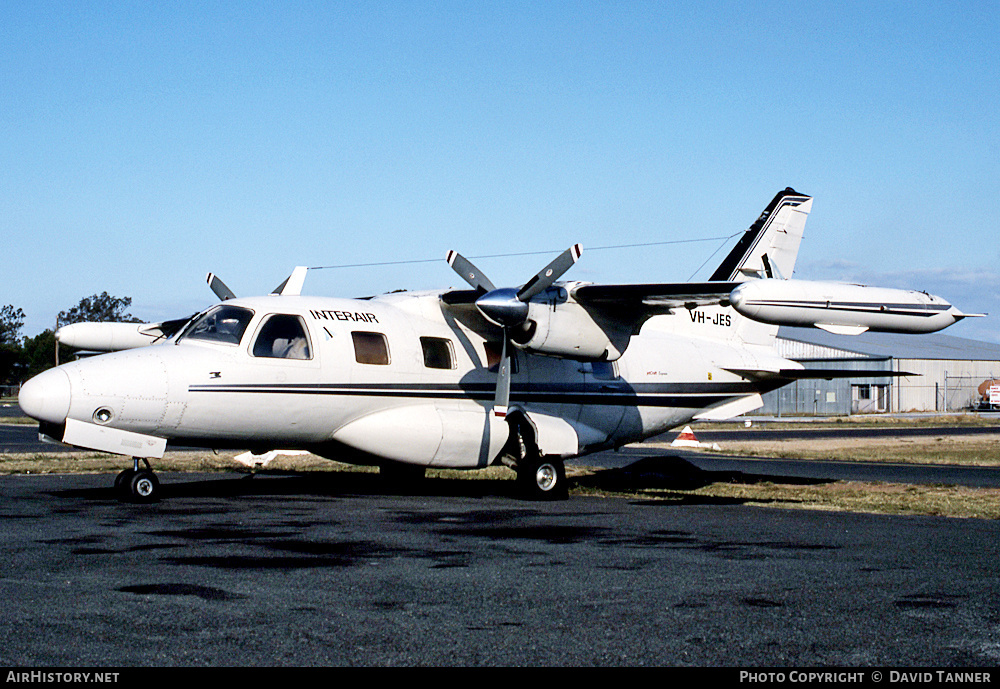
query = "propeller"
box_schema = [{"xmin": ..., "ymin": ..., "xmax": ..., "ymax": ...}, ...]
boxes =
[
  {"xmin": 271, "ymin": 266, "xmax": 308, "ymax": 296},
  {"xmin": 206, "ymin": 273, "xmax": 237, "ymax": 301},
  {"xmin": 445, "ymin": 251, "xmax": 496, "ymax": 294},
  {"xmin": 207, "ymin": 267, "xmax": 309, "ymax": 301},
  {"xmin": 446, "ymin": 244, "xmax": 582, "ymax": 418}
]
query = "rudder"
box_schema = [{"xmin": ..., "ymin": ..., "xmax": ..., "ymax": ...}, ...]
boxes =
[{"xmin": 709, "ymin": 188, "xmax": 813, "ymax": 283}]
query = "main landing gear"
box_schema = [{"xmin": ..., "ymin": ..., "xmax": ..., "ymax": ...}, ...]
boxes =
[
  {"xmin": 115, "ymin": 458, "xmax": 161, "ymax": 503},
  {"xmin": 516, "ymin": 454, "xmax": 568, "ymax": 501},
  {"xmin": 506, "ymin": 414, "xmax": 569, "ymax": 501}
]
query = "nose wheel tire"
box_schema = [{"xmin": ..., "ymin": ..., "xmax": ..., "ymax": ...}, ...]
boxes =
[
  {"xmin": 114, "ymin": 468, "xmax": 135, "ymax": 493},
  {"xmin": 129, "ymin": 470, "xmax": 160, "ymax": 503},
  {"xmin": 115, "ymin": 463, "xmax": 160, "ymax": 503}
]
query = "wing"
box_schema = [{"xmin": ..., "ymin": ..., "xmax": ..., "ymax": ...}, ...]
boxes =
[{"xmin": 571, "ymin": 281, "xmax": 740, "ymax": 314}]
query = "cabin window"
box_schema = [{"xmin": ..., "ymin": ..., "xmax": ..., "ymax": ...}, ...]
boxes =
[
  {"xmin": 352, "ymin": 331, "xmax": 390, "ymax": 365},
  {"xmin": 181, "ymin": 305, "xmax": 254, "ymax": 345},
  {"xmin": 252, "ymin": 314, "xmax": 312, "ymax": 360},
  {"xmin": 420, "ymin": 337, "xmax": 455, "ymax": 370}
]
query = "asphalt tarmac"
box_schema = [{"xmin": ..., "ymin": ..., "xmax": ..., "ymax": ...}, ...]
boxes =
[
  {"xmin": 3, "ymin": 419, "xmax": 1000, "ymax": 667},
  {"xmin": 2, "ymin": 463, "xmax": 1000, "ymax": 667}
]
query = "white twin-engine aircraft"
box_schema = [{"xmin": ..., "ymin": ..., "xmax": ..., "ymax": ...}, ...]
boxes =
[{"xmin": 19, "ymin": 188, "xmax": 979, "ymax": 502}]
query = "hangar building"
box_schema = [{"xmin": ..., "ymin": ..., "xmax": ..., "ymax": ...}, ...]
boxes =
[{"xmin": 762, "ymin": 327, "xmax": 1000, "ymax": 415}]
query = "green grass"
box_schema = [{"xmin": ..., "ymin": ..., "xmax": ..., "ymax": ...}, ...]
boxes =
[{"xmin": 4, "ymin": 416, "xmax": 1000, "ymax": 519}]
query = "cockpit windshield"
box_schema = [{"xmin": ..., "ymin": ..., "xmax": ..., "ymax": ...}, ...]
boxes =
[{"xmin": 178, "ymin": 305, "xmax": 254, "ymax": 345}]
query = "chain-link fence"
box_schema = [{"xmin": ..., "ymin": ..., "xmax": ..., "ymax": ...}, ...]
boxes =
[
  {"xmin": 938, "ymin": 374, "xmax": 1000, "ymax": 411},
  {"xmin": 899, "ymin": 375, "xmax": 1000, "ymax": 412}
]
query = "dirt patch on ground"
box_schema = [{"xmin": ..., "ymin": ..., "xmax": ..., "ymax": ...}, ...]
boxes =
[
  {"xmin": 633, "ymin": 430, "xmax": 1000, "ymax": 518},
  {"xmin": 694, "ymin": 433, "xmax": 1000, "ymax": 466}
]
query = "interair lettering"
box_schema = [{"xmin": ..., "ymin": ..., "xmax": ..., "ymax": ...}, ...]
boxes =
[{"xmin": 310, "ymin": 310, "xmax": 379, "ymax": 324}]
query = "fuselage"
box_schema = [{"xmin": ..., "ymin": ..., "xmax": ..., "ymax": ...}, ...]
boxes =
[{"xmin": 19, "ymin": 289, "xmax": 786, "ymax": 469}]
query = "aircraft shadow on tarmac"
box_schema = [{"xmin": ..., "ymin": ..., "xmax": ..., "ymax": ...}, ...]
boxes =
[
  {"xmin": 48, "ymin": 453, "xmax": 832, "ymax": 505},
  {"xmin": 573, "ymin": 455, "xmax": 832, "ymax": 507}
]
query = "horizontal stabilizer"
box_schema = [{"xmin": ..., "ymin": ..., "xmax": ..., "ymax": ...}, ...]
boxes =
[
  {"xmin": 776, "ymin": 368, "xmax": 917, "ymax": 380},
  {"xmin": 722, "ymin": 366, "xmax": 916, "ymax": 380},
  {"xmin": 693, "ymin": 394, "xmax": 764, "ymax": 421}
]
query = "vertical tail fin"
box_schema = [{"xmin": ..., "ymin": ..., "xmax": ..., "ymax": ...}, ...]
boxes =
[
  {"xmin": 712, "ymin": 188, "xmax": 812, "ymax": 347},
  {"xmin": 709, "ymin": 188, "xmax": 813, "ymax": 283}
]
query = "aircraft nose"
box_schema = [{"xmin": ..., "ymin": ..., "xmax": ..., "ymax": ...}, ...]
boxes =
[{"xmin": 18, "ymin": 368, "xmax": 72, "ymax": 425}]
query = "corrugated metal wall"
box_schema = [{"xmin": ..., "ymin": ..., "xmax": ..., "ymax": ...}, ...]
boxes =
[
  {"xmin": 759, "ymin": 332, "xmax": 1000, "ymax": 415},
  {"xmin": 760, "ymin": 359, "xmax": 893, "ymax": 416},
  {"xmin": 759, "ymin": 357, "xmax": 1000, "ymax": 415},
  {"xmin": 896, "ymin": 359, "xmax": 1000, "ymax": 412}
]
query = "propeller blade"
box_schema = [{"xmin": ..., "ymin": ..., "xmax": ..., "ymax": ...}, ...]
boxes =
[
  {"xmin": 272, "ymin": 266, "xmax": 309, "ymax": 296},
  {"xmin": 494, "ymin": 335, "xmax": 511, "ymax": 418},
  {"xmin": 206, "ymin": 273, "xmax": 237, "ymax": 301},
  {"xmin": 515, "ymin": 244, "xmax": 582, "ymax": 302},
  {"xmin": 443, "ymin": 245, "xmax": 582, "ymax": 420},
  {"xmin": 446, "ymin": 251, "xmax": 496, "ymax": 294}
]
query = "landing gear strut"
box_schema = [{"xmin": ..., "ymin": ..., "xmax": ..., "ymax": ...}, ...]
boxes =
[
  {"xmin": 115, "ymin": 458, "xmax": 161, "ymax": 503},
  {"xmin": 506, "ymin": 413, "xmax": 568, "ymax": 501}
]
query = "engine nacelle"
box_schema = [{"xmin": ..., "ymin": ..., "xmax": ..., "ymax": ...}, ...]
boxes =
[{"xmin": 512, "ymin": 297, "xmax": 632, "ymax": 361}]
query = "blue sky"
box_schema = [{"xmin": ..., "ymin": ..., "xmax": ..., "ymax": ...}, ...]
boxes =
[{"xmin": 3, "ymin": 1, "xmax": 998, "ymax": 342}]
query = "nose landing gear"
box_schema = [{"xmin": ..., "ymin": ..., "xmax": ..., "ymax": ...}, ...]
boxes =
[{"xmin": 115, "ymin": 458, "xmax": 161, "ymax": 503}]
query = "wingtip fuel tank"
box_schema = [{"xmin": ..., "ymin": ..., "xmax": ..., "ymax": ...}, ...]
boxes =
[
  {"xmin": 55, "ymin": 322, "xmax": 165, "ymax": 352},
  {"xmin": 729, "ymin": 279, "xmax": 973, "ymax": 335}
]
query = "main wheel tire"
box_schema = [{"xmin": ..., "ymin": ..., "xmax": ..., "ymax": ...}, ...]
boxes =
[
  {"xmin": 128, "ymin": 469, "xmax": 160, "ymax": 503},
  {"xmin": 517, "ymin": 456, "xmax": 568, "ymax": 501}
]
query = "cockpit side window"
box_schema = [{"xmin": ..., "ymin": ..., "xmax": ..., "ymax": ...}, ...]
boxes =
[
  {"xmin": 181, "ymin": 305, "xmax": 254, "ymax": 345},
  {"xmin": 252, "ymin": 314, "xmax": 312, "ymax": 360}
]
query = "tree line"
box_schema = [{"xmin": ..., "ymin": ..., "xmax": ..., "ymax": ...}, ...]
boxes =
[{"xmin": 0, "ymin": 293, "xmax": 139, "ymax": 386}]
